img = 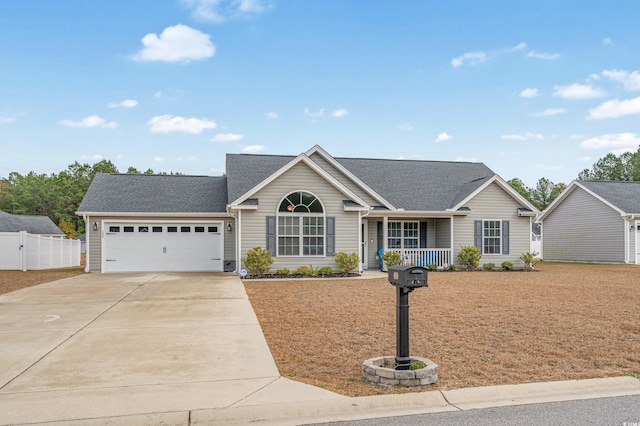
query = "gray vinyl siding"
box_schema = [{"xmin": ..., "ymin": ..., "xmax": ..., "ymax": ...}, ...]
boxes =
[
  {"xmin": 543, "ymin": 187, "xmax": 624, "ymax": 263},
  {"xmin": 435, "ymin": 218, "xmax": 451, "ymax": 248},
  {"xmin": 453, "ymin": 183, "xmax": 530, "ymax": 267},
  {"xmin": 309, "ymin": 153, "xmax": 381, "ymax": 207},
  {"xmin": 86, "ymin": 215, "xmax": 233, "ymax": 272},
  {"xmin": 240, "ymin": 162, "xmax": 359, "ymax": 271}
]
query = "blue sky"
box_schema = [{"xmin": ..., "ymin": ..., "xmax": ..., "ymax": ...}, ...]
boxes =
[{"xmin": 1, "ymin": 0, "xmax": 639, "ymax": 187}]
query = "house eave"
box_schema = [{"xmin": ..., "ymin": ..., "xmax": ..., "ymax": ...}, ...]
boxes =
[
  {"xmin": 76, "ymin": 211, "xmax": 231, "ymax": 218},
  {"xmin": 368, "ymin": 210, "xmax": 467, "ymax": 218}
]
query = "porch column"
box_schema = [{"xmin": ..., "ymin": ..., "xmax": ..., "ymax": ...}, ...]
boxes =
[
  {"xmin": 450, "ymin": 217, "xmax": 454, "ymax": 267},
  {"xmin": 358, "ymin": 211, "xmax": 363, "ymax": 273}
]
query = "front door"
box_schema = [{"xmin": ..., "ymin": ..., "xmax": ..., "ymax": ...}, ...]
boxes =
[{"xmin": 636, "ymin": 223, "xmax": 640, "ymax": 264}]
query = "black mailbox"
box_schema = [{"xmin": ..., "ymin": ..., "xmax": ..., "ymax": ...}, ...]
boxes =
[{"xmin": 388, "ymin": 265, "xmax": 428, "ymax": 288}]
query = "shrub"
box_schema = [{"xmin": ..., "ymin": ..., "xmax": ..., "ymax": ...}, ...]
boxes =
[
  {"xmin": 501, "ymin": 261, "xmax": 514, "ymax": 271},
  {"xmin": 334, "ymin": 252, "xmax": 360, "ymax": 273},
  {"xmin": 457, "ymin": 245, "xmax": 481, "ymax": 270},
  {"xmin": 275, "ymin": 268, "xmax": 291, "ymax": 275},
  {"xmin": 483, "ymin": 263, "xmax": 495, "ymax": 271},
  {"xmin": 242, "ymin": 246, "xmax": 273, "ymax": 274},
  {"xmin": 426, "ymin": 263, "xmax": 438, "ymax": 271},
  {"xmin": 448, "ymin": 264, "xmax": 456, "ymax": 271},
  {"xmin": 294, "ymin": 265, "xmax": 315, "ymax": 276},
  {"xmin": 317, "ymin": 266, "xmax": 333, "ymax": 275},
  {"xmin": 519, "ymin": 252, "xmax": 539, "ymax": 270},
  {"xmin": 381, "ymin": 251, "xmax": 402, "ymax": 267}
]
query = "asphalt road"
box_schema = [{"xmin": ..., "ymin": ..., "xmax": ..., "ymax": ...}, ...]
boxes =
[{"xmin": 309, "ymin": 395, "xmax": 640, "ymax": 426}]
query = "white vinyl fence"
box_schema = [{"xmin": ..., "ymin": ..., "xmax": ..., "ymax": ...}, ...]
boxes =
[{"xmin": 0, "ymin": 231, "xmax": 81, "ymax": 271}]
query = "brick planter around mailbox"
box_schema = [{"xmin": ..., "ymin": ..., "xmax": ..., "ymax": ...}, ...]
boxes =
[{"xmin": 362, "ymin": 356, "xmax": 438, "ymax": 387}]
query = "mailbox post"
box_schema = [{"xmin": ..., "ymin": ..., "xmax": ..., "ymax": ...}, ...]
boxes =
[{"xmin": 388, "ymin": 265, "xmax": 428, "ymax": 370}]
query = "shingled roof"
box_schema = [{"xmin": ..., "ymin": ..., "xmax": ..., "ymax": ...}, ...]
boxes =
[
  {"xmin": 226, "ymin": 153, "xmax": 496, "ymax": 211},
  {"xmin": 579, "ymin": 180, "xmax": 640, "ymax": 214},
  {"xmin": 0, "ymin": 211, "xmax": 63, "ymax": 235},
  {"xmin": 77, "ymin": 173, "xmax": 229, "ymax": 213}
]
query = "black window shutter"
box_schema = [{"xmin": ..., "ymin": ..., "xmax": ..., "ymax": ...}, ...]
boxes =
[
  {"xmin": 502, "ymin": 220, "xmax": 510, "ymax": 254},
  {"xmin": 326, "ymin": 217, "xmax": 335, "ymax": 256},
  {"xmin": 419, "ymin": 222, "xmax": 427, "ymax": 248},
  {"xmin": 266, "ymin": 216, "xmax": 276, "ymax": 255},
  {"xmin": 377, "ymin": 222, "xmax": 383, "ymax": 251},
  {"xmin": 474, "ymin": 220, "xmax": 482, "ymax": 249}
]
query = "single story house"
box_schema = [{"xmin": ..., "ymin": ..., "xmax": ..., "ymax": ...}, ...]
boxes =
[
  {"xmin": 0, "ymin": 211, "xmax": 64, "ymax": 237},
  {"xmin": 76, "ymin": 145, "xmax": 539, "ymax": 273},
  {"xmin": 538, "ymin": 180, "xmax": 640, "ymax": 264}
]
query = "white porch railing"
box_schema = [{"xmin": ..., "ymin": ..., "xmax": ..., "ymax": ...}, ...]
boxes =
[{"xmin": 391, "ymin": 248, "xmax": 452, "ymax": 269}]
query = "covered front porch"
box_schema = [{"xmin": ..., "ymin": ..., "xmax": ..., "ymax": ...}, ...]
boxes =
[{"xmin": 363, "ymin": 216, "xmax": 455, "ymax": 270}]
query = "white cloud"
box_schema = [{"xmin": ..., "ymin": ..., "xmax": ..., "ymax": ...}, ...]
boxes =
[
  {"xmin": 502, "ymin": 132, "xmax": 544, "ymax": 141},
  {"xmin": 331, "ymin": 109, "xmax": 349, "ymax": 118},
  {"xmin": 435, "ymin": 132, "xmax": 452, "ymax": 143},
  {"xmin": 451, "ymin": 51, "xmax": 486, "ymax": 68},
  {"xmin": 531, "ymin": 108, "xmax": 567, "ymax": 117},
  {"xmin": 527, "ymin": 51, "xmax": 560, "ymax": 60},
  {"xmin": 80, "ymin": 154, "xmax": 104, "ymax": 161},
  {"xmin": 456, "ymin": 156, "xmax": 477, "ymax": 162},
  {"xmin": 0, "ymin": 115, "xmax": 16, "ymax": 124},
  {"xmin": 148, "ymin": 115, "xmax": 216, "ymax": 133},
  {"xmin": 588, "ymin": 96, "xmax": 640, "ymax": 119},
  {"xmin": 579, "ymin": 133, "xmax": 640, "ymax": 151},
  {"xmin": 570, "ymin": 134, "xmax": 587, "ymax": 140},
  {"xmin": 519, "ymin": 88, "xmax": 539, "ymax": 98},
  {"xmin": 211, "ymin": 133, "xmax": 244, "ymax": 142},
  {"xmin": 265, "ymin": 111, "xmax": 278, "ymax": 119},
  {"xmin": 553, "ymin": 83, "xmax": 605, "ymax": 99},
  {"xmin": 304, "ymin": 108, "xmax": 324, "ymax": 118},
  {"xmin": 602, "ymin": 69, "xmax": 640, "ymax": 91},
  {"xmin": 108, "ymin": 99, "xmax": 138, "ymax": 108},
  {"xmin": 602, "ymin": 37, "xmax": 613, "ymax": 46},
  {"xmin": 398, "ymin": 123, "xmax": 413, "ymax": 131},
  {"xmin": 242, "ymin": 145, "xmax": 264, "ymax": 153},
  {"xmin": 154, "ymin": 91, "xmax": 163, "ymax": 98},
  {"xmin": 133, "ymin": 24, "xmax": 215, "ymax": 63},
  {"xmin": 154, "ymin": 157, "xmax": 165, "ymax": 162},
  {"xmin": 183, "ymin": 0, "xmax": 269, "ymax": 23},
  {"xmin": 59, "ymin": 115, "xmax": 118, "ymax": 128},
  {"xmin": 510, "ymin": 42, "xmax": 527, "ymax": 52}
]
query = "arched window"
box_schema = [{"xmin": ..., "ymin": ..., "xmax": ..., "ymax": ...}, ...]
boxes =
[{"xmin": 277, "ymin": 191, "xmax": 325, "ymax": 256}]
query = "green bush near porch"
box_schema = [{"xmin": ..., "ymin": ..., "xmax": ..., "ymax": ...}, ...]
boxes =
[
  {"xmin": 457, "ymin": 245, "xmax": 481, "ymax": 270},
  {"xmin": 334, "ymin": 252, "xmax": 360, "ymax": 273}
]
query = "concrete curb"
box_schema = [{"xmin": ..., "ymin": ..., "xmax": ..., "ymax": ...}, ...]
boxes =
[{"xmin": 20, "ymin": 376, "xmax": 637, "ymax": 426}]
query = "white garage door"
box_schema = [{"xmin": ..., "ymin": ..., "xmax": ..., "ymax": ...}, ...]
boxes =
[{"xmin": 103, "ymin": 222, "xmax": 223, "ymax": 273}]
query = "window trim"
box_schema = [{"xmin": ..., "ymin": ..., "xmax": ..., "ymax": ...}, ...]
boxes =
[
  {"xmin": 482, "ymin": 219, "xmax": 502, "ymax": 255},
  {"xmin": 388, "ymin": 220, "xmax": 420, "ymax": 249},
  {"xmin": 276, "ymin": 191, "xmax": 326, "ymax": 257}
]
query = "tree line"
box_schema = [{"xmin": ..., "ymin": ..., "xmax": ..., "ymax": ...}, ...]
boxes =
[
  {"xmin": 2, "ymin": 146, "xmax": 639, "ymax": 238},
  {"xmin": 0, "ymin": 160, "xmax": 182, "ymax": 238}
]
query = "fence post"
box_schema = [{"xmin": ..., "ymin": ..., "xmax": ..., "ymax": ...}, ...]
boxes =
[{"xmin": 20, "ymin": 231, "xmax": 27, "ymax": 271}]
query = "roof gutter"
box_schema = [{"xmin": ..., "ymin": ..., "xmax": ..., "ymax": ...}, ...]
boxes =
[{"xmin": 75, "ymin": 211, "xmax": 229, "ymax": 218}]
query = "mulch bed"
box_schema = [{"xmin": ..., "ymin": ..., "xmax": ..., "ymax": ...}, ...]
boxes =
[
  {"xmin": 244, "ymin": 262, "xmax": 640, "ymax": 396},
  {"xmin": 0, "ymin": 268, "xmax": 85, "ymax": 295}
]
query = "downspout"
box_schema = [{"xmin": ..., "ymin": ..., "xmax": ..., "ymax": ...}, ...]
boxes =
[{"xmin": 83, "ymin": 214, "xmax": 90, "ymax": 273}]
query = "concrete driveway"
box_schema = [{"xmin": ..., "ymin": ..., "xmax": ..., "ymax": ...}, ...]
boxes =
[{"xmin": 0, "ymin": 272, "xmax": 342, "ymax": 425}]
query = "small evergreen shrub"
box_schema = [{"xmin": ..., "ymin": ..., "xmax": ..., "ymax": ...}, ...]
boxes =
[
  {"xmin": 334, "ymin": 252, "xmax": 360, "ymax": 273},
  {"xmin": 275, "ymin": 268, "xmax": 291, "ymax": 275},
  {"xmin": 501, "ymin": 261, "xmax": 514, "ymax": 271},
  {"xmin": 294, "ymin": 265, "xmax": 315, "ymax": 276},
  {"xmin": 448, "ymin": 264, "xmax": 456, "ymax": 271},
  {"xmin": 483, "ymin": 263, "xmax": 496, "ymax": 271},
  {"xmin": 242, "ymin": 246, "xmax": 274, "ymax": 274},
  {"xmin": 381, "ymin": 251, "xmax": 402, "ymax": 267},
  {"xmin": 317, "ymin": 266, "xmax": 334, "ymax": 275},
  {"xmin": 457, "ymin": 245, "xmax": 481, "ymax": 270},
  {"xmin": 426, "ymin": 263, "xmax": 438, "ymax": 271},
  {"xmin": 519, "ymin": 252, "xmax": 539, "ymax": 270}
]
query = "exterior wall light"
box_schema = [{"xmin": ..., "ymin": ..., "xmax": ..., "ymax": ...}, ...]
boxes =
[
  {"xmin": 92, "ymin": 222, "xmax": 98, "ymax": 231},
  {"xmin": 227, "ymin": 222, "xmax": 232, "ymax": 232}
]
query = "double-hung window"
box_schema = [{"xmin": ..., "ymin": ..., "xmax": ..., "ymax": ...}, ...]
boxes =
[
  {"xmin": 483, "ymin": 220, "xmax": 501, "ymax": 254},
  {"xmin": 388, "ymin": 221, "xmax": 419, "ymax": 249},
  {"xmin": 277, "ymin": 191, "xmax": 325, "ymax": 256}
]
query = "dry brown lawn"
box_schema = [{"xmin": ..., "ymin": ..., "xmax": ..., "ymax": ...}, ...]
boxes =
[
  {"xmin": 0, "ymin": 268, "xmax": 85, "ymax": 295},
  {"xmin": 245, "ymin": 263, "xmax": 640, "ymax": 396}
]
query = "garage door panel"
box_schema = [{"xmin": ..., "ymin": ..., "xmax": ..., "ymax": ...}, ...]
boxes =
[{"xmin": 103, "ymin": 223, "xmax": 223, "ymax": 273}]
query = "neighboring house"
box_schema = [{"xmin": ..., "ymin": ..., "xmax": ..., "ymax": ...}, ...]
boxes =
[
  {"xmin": 0, "ymin": 211, "xmax": 64, "ymax": 236},
  {"xmin": 77, "ymin": 145, "xmax": 539, "ymax": 273},
  {"xmin": 538, "ymin": 180, "xmax": 640, "ymax": 264}
]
